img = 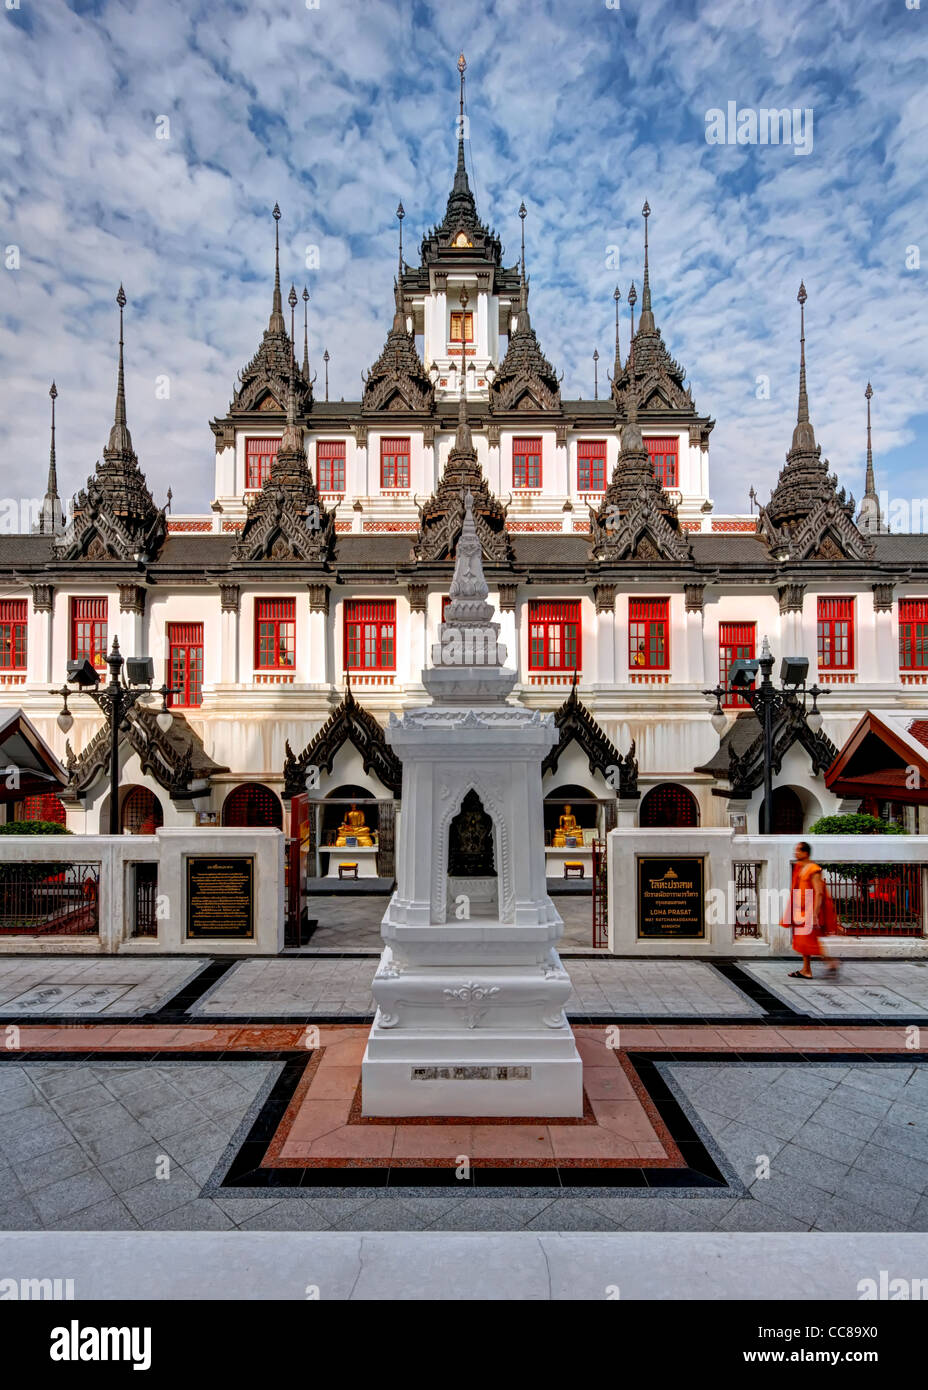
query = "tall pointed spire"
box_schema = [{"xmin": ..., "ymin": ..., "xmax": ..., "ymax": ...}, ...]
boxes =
[
  {"xmin": 454, "ymin": 53, "xmax": 468, "ymax": 193},
  {"xmin": 39, "ymin": 381, "xmax": 64, "ymax": 535},
  {"xmin": 864, "ymin": 381, "xmax": 875, "ymax": 498},
  {"xmin": 792, "ymin": 281, "xmax": 815, "ymax": 451},
  {"xmin": 108, "ymin": 285, "xmax": 132, "ymax": 456},
  {"xmin": 301, "ymin": 287, "xmax": 310, "ymax": 381},
  {"xmin": 613, "ymin": 285, "xmax": 621, "ymax": 380},
  {"xmin": 397, "ymin": 201, "xmax": 405, "ymax": 274},
  {"xmin": 519, "ymin": 199, "xmax": 527, "ymax": 282},
  {"xmin": 639, "ymin": 202, "xmax": 655, "ymax": 333},
  {"xmin": 857, "ymin": 381, "xmax": 883, "ymax": 535},
  {"xmin": 269, "ymin": 203, "xmax": 285, "ymax": 334}
]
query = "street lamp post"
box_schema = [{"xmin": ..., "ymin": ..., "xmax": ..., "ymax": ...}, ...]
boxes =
[
  {"xmin": 704, "ymin": 637, "xmax": 829, "ymax": 834},
  {"xmin": 52, "ymin": 637, "xmax": 176, "ymax": 836}
]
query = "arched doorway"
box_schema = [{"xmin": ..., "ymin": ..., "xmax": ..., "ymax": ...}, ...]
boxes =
[
  {"xmin": 760, "ymin": 786, "xmax": 804, "ymax": 834},
  {"xmin": 121, "ymin": 787, "xmax": 164, "ymax": 835},
  {"xmin": 640, "ymin": 782, "xmax": 700, "ymax": 828},
  {"xmin": 222, "ymin": 783, "xmax": 283, "ymax": 829},
  {"xmin": 320, "ymin": 784, "xmax": 379, "ymax": 847},
  {"xmin": 544, "ymin": 783, "xmax": 598, "ymax": 846},
  {"xmin": 446, "ymin": 788, "xmax": 497, "ymax": 920}
]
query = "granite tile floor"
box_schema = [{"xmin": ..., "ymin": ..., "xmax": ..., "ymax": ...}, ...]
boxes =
[
  {"xmin": 0, "ymin": 958, "xmax": 211, "ymax": 1015},
  {"xmin": 743, "ymin": 959, "xmax": 928, "ymax": 1017},
  {"xmin": 1, "ymin": 1054, "xmax": 926, "ymax": 1232}
]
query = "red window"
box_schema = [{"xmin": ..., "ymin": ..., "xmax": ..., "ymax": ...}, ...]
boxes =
[
  {"xmin": 899, "ymin": 599, "xmax": 928, "ymax": 670},
  {"xmin": 629, "ymin": 598, "xmax": 669, "ymax": 670},
  {"xmin": 316, "ymin": 441, "xmax": 346, "ymax": 493},
  {"xmin": 0, "ymin": 599, "xmax": 27, "ymax": 670},
  {"xmin": 71, "ymin": 597, "xmax": 108, "ymax": 669},
  {"xmin": 449, "ymin": 312, "xmax": 474, "ymax": 343},
  {"xmin": 719, "ymin": 621, "xmax": 756, "ymax": 707},
  {"xmin": 344, "ymin": 600, "xmax": 396, "ymax": 671},
  {"xmin": 513, "ymin": 437, "xmax": 542, "ymax": 490},
  {"xmin": 529, "ymin": 601, "xmax": 581, "ymax": 672},
  {"xmin": 20, "ymin": 794, "xmax": 66, "ymax": 825},
  {"xmin": 255, "ymin": 598, "xmax": 296, "ymax": 670},
  {"xmin": 245, "ymin": 437, "xmax": 278, "ymax": 490},
  {"xmin": 380, "ymin": 438, "xmax": 410, "ymax": 490},
  {"xmin": 577, "ymin": 441, "xmax": 607, "ymax": 492},
  {"xmin": 818, "ymin": 597, "xmax": 854, "ymax": 670},
  {"xmin": 645, "ymin": 436, "xmax": 678, "ymax": 489},
  {"xmin": 167, "ymin": 622, "xmax": 204, "ymax": 708}
]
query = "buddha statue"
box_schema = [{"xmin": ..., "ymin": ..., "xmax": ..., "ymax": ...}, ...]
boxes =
[
  {"xmin": 335, "ymin": 803, "xmax": 374, "ymax": 847},
  {"xmin": 552, "ymin": 804, "xmax": 580, "ymax": 848}
]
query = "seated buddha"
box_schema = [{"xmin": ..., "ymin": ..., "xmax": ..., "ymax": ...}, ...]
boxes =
[
  {"xmin": 552, "ymin": 804, "xmax": 580, "ymax": 848},
  {"xmin": 336, "ymin": 803, "xmax": 374, "ymax": 847}
]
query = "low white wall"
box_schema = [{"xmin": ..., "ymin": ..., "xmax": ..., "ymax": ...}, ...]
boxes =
[
  {"xmin": 608, "ymin": 829, "xmax": 928, "ymax": 958},
  {"xmin": 0, "ymin": 828, "xmax": 284, "ymax": 955}
]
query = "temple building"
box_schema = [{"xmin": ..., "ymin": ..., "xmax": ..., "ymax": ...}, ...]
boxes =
[{"xmin": 1, "ymin": 55, "xmax": 927, "ymax": 883}]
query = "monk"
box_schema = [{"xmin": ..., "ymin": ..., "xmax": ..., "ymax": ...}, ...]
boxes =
[{"xmin": 781, "ymin": 841, "xmax": 839, "ymax": 980}]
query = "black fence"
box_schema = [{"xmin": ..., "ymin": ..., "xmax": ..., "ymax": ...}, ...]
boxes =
[
  {"xmin": 823, "ymin": 863, "xmax": 924, "ymax": 937},
  {"xmin": 0, "ymin": 862, "xmax": 100, "ymax": 935},
  {"xmin": 131, "ymin": 863, "xmax": 159, "ymax": 938}
]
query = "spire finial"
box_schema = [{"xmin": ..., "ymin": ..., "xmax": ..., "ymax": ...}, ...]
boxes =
[
  {"xmin": 269, "ymin": 203, "xmax": 285, "ymax": 333},
  {"xmin": 864, "ymin": 380, "xmax": 876, "ymax": 499},
  {"xmin": 627, "ymin": 282, "xmax": 639, "ymax": 422},
  {"xmin": 396, "ymin": 201, "xmax": 405, "ymax": 274},
  {"xmin": 105, "ymin": 285, "xmax": 134, "ymax": 457},
  {"xmin": 639, "ymin": 201, "xmax": 655, "ymax": 332},
  {"xmin": 301, "ymin": 286, "xmax": 310, "ymax": 380},
  {"xmin": 323, "ymin": 348, "xmax": 330, "ymax": 402},
  {"xmin": 41, "ymin": 381, "xmax": 61, "ymax": 535},
  {"xmin": 593, "ymin": 348, "xmax": 599, "ymax": 401},
  {"xmin": 458, "ymin": 51, "xmax": 466, "ymax": 122},
  {"xmin": 519, "ymin": 200, "xmax": 527, "ymax": 282},
  {"xmin": 286, "ymin": 283, "xmax": 298, "ymax": 428},
  {"xmin": 613, "ymin": 285, "xmax": 622, "ymax": 377},
  {"xmin": 797, "ymin": 281, "xmax": 809, "ymax": 424}
]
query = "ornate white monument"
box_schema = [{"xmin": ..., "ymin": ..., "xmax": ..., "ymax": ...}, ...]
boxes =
[{"xmin": 361, "ymin": 492, "xmax": 583, "ymax": 1117}]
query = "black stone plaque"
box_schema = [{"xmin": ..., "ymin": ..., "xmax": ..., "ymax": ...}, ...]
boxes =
[
  {"xmin": 186, "ymin": 855, "xmax": 255, "ymax": 940},
  {"xmin": 637, "ymin": 855, "xmax": 706, "ymax": 940}
]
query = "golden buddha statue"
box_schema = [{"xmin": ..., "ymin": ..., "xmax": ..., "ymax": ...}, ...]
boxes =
[
  {"xmin": 336, "ymin": 803, "xmax": 374, "ymax": 847},
  {"xmin": 552, "ymin": 804, "xmax": 580, "ymax": 848}
]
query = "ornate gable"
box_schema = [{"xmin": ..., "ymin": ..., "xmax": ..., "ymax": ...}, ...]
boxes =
[
  {"xmin": 416, "ymin": 398, "xmax": 513, "ymax": 565},
  {"xmin": 64, "ymin": 708, "xmax": 228, "ymax": 802},
  {"xmin": 362, "ymin": 281, "xmax": 434, "ymax": 415},
  {"xmin": 590, "ymin": 406, "xmax": 692, "ymax": 563},
  {"xmin": 283, "ymin": 682, "xmax": 403, "ymax": 799},
  {"xmin": 541, "ymin": 675, "xmax": 637, "ymax": 795},
  {"xmin": 489, "ymin": 279, "xmax": 561, "ymax": 415},
  {"xmin": 228, "ymin": 206, "xmax": 311, "ymax": 418},
  {"xmin": 723, "ymin": 710, "xmax": 838, "ymax": 800}
]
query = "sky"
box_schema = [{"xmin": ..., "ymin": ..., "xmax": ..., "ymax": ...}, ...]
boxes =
[{"xmin": 0, "ymin": 0, "xmax": 926, "ymax": 518}]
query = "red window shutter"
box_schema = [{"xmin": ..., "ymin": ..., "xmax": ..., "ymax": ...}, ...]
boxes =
[
  {"xmin": 0, "ymin": 599, "xmax": 27, "ymax": 670},
  {"xmin": 20, "ymin": 794, "xmax": 66, "ymax": 824},
  {"xmin": 380, "ymin": 438, "xmax": 410, "ymax": 489},
  {"xmin": 255, "ymin": 598, "xmax": 296, "ymax": 670},
  {"xmin": 817, "ymin": 597, "xmax": 854, "ymax": 669},
  {"xmin": 527, "ymin": 600, "xmax": 581, "ymax": 671},
  {"xmin": 899, "ymin": 598, "xmax": 928, "ymax": 670},
  {"xmin": 167, "ymin": 622, "xmax": 204, "ymax": 707},
  {"xmin": 344, "ymin": 599, "xmax": 397, "ymax": 671},
  {"xmin": 316, "ymin": 441, "xmax": 346, "ymax": 492},
  {"xmin": 577, "ymin": 440, "xmax": 607, "ymax": 492},
  {"xmin": 645, "ymin": 436, "xmax": 678, "ymax": 488},
  {"xmin": 629, "ymin": 598, "xmax": 670, "ymax": 670},
  {"xmin": 245, "ymin": 438, "xmax": 278, "ymax": 490},
  {"xmin": 719, "ymin": 621, "xmax": 756, "ymax": 706},
  {"xmin": 71, "ymin": 597, "xmax": 108, "ymax": 668},
  {"xmin": 513, "ymin": 437, "xmax": 542, "ymax": 489}
]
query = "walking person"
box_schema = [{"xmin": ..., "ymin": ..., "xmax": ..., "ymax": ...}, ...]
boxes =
[{"xmin": 781, "ymin": 841, "xmax": 840, "ymax": 980}]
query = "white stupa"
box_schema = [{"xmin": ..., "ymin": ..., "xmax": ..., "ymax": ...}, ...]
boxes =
[{"xmin": 361, "ymin": 491, "xmax": 583, "ymax": 1117}]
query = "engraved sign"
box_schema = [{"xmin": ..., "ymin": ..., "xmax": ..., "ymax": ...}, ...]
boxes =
[
  {"xmin": 186, "ymin": 855, "xmax": 255, "ymax": 940},
  {"xmin": 637, "ymin": 855, "xmax": 706, "ymax": 940}
]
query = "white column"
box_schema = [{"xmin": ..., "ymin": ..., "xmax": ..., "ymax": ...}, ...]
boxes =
[
  {"xmin": 408, "ymin": 587, "xmax": 428, "ymax": 683},
  {"xmin": 685, "ymin": 587, "xmax": 705, "ymax": 685},
  {"xmin": 29, "ymin": 585, "xmax": 53, "ymax": 686},
  {"xmin": 595, "ymin": 589, "xmax": 616, "ymax": 686},
  {"xmin": 873, "ymin": 587, "xmax": 895, "ymax": 681},
  {"xmin": 118, "ymin": 587, "xmax": 146, "ymax": 661},
  {"xmin": 220, "ymin": 585, "xmax": 240, "ymax": 684},
  {"xmin": 778, "ymin": 584, "xmax": 806, "ymax": 660},
  {"xmin": 615, "ymin": 593, "xmax": 629, "ymax": 682},
  {"xmin": 308, "ymin": 586, "xmax": 329, "ymax": 685},
  {"xmin": 498, "ymin": 587, "xmax": 518, "ymax": 671}
]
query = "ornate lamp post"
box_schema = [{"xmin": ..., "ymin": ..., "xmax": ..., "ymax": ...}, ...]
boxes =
[
  {"xmin": 704, "ymin": 637, "xmax": 829, "ymax": 834},
  {"xmin": 52, "ymin": 638, "xmax": 176, "ymax": 835}
]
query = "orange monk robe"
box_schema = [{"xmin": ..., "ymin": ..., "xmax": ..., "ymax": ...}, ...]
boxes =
[{"xmin": 780, "ymin": 860, "xmax": 838, "ymax": 957}]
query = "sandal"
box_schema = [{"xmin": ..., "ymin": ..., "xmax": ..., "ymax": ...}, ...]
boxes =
[{"xmin": 788, "ymin": 970, "xmax": 812, "ymax": 979}]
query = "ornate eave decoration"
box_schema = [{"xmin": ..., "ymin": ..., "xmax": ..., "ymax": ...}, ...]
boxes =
[
  {"xmin": 722, "ymin": 709, "xmax": 838, "ymax": 801},
  {"xmin": 541, "ymin": 675, "xmax": 637, "ymax": 796},
  {"xmin": 589, "ymin": 405, "xmax": 693, "ymax": 564},
  {"xmin": 64, "ymin": 708, "xmax": 228, "ymax": 803},
  {"xmin": 230, "ymin": 205, "xmax": 311, "ymax": 417},
  {"xmin": 283, "ymin": 682, "xmax": 403, "ymax": 799},
  {"xmin": 362, "ymin": 282, "xmax": 434, "ymax": 415},
  {"xmin": 233, "ymin": 485, "xmax": 335, "ymax": 563},
  {"xmin": 489, "ymin": 279, "xmax": 562, "ymax": 414}
]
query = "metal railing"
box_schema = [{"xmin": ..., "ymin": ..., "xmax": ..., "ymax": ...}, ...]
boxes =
[
  {"xmin": 0, "ymin": 862, "xmax": 100, "ymax": 936},
  {"xmin": 822, "ymin": 863, "xmax": 924, "ymax": 937},
  {"xmin": 131, "ymin": 863, "xmax": 158, "ymax": 938},
  {"xmin": 733, "ymin": 861, "xmax": 763, "ymax": 939}
]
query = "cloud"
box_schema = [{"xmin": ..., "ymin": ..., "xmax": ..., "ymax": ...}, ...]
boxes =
[{"xmin": 1, "ymin": 0, "xmax": 926, "ymax": 516}]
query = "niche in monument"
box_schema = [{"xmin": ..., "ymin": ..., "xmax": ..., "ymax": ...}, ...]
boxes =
[{"xmin": 447, "ymin": 788, "xmax": 497, "ymax": 919}]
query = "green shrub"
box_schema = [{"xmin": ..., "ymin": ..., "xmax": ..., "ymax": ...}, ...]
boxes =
[
  {"xmin": 808, "ymin": 813, "xmax": 905, "ymax": 837},
  {"xmin": 0, "ymin": 820, "xmax": 71, "ymax": 835}
]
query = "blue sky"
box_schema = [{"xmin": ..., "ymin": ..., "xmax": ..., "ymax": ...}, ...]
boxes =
[{"xmin": 1, "ymin": 0, "xmax": 926, "ymax": 516}]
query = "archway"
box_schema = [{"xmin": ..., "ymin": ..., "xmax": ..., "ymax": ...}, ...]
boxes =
[
  {"xmin": 446, "ymin": 788, "xmax": 498, "ymax": 920},
  {"xmin": 760, "ymin": 786, "xmax": 804, "ymax": 835},
  {"xmin": 120, "ymin": 786, "xmax": 164, "ymax": 835},
  {"xmin": 544, "ymin": 783, "xmax": 598, "ymax": 846},
  {"xmin": 320, "ymin": 784, "xmax": 379, "ymax": 847},
  {"xmin": 640, "ymin": 782, "xmax": 700, "ymax": 828},
  {"xmin": 222, "ymin": 782, "xmax": 283, "ymax": 829}
]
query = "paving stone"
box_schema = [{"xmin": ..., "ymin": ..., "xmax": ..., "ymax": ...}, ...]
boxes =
[
  {"xmin": 851, "ymin": 1141, "xmax": 928, "ymax": 1194},
  {"xmin": 1, "ymin": 1121, "xmax": 76, "ymax": 1165},
  {"xmin": 15, "ymin": 1142, "xmax": 93, "ymax": 1194},
  {"xmin": 119, "ymin": 1173, "xmax": 203, "ymax": 1225},
  {"xmin": 137, "ymin": 1100, "xmax": 212, "ymax": 1141},
  {"xmin": 96, "ymin": 1144, "xmax": 172, "ymax": 1194},
  {"xmin": 866, "ymin": 1121, "xmax": 928, "ymax": 1163},
  {"xmin": 813, "ymin": 1101, "xmax": 881, "ymax": 1143},
  {"xmin": 833, "ymin": 1170, "xmax": 921, "ymax": 1223},
  {"xmin": 48, "ymin": 1196, "xmax": 138, "ymax": 1231},
  {"xmin": 422, "ymin": 1197, "xmax": 557, "ymax": 1231},
  {"xmin": 523, "ymin": 1199, "xmax": 622, "ymax": 1232},
  {"xmin": 748, "ymin": 1173, "xmax": 830, "ymax": 1226},
  {"xmin": 146, "ymin": 1200, "xmax": 235, "ymax": 1231},
  {"xmin": 160, "ymin": 1120, "xmax": 236, "ymax": 1168},
  {"xmin": 240, "ymin": 1202, "xmax": 337, "ymax": 1232},
  {"xmin": 768, "ymin": 1142, "xmax": 850, "ymax": 1194},
  {"xmin": 30, "ymin": 1169, "xmax": 115, "ymax": 1224},
  {"xmin": 791, "ymin": 1119, "xmax": 866, "ymax": 1166},
  {"xmin": 813, "ymin": 1196, "xmax": 909, "ymax": 1233},
  {"xmin": 718, "ymin": 1200, "xmax": 808, "ymax": 1232}
]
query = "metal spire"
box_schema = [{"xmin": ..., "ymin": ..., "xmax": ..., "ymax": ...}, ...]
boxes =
[
  {"xmin": 286, "ymin": 284, "xmax": 298, "ymax": 429},
  {"xmin": 47, "ymin": 381, "xmax": 58, "ymax": 499},
  {"xmin": 323, "ymin": 348, "xmax": 330, "ymax": 402},
  {"xmin": 593, "ymin": 349, "xmax": 599, "ymax": 401},
  {"xmin": 797, "ymin": 282, "xmax": 809, "ymax": 425},
  {"xmin": 107, "ymin": 285, "xmax": 133, "ymax": 455},
  {"xmin": 613, "ymin": 285, "xmax": 621, "ymax": 378},
  {"xmin": 519, "ymin": 200, "xmax": 527, "ymax": 282},
  {"xmin": 269, "ymin": 203, "xmax": 285, "ymax": 334},
  {"xmin": 864, "ymin": 381, "xmax": 876, "ymax": 498},
  {"xmin": 396, "ymin": 202, "xmax": 405, "ymax": 274},
  {"xmin": 626, "ymin": 282, "xmax": 639, "ymax": 423},
  {"xmin": 40, "ymin": 381, "xmax": 62, "ymax": 535},
  {"xmin": 301, "ymin": 286, "xmax": 310, "ymax": 380},
  {"xmin": 453, "ymin": 53, "xmax": 468, "ymax": 192},
  {"xmin": 639, "ymin": 201, "xmax": 655, "ymax": 332}
]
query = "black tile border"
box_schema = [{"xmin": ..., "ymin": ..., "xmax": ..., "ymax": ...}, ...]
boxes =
[{"xmin": 149, "ymin": 958, "xmax": 238, "ymax": 1017}]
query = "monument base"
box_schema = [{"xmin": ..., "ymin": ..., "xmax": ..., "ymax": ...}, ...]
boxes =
[{"xmin": 361, "ymin": 945, "xmax": 584, "ymax": 1117}]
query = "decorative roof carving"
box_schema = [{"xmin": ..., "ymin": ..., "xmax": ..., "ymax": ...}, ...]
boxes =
[
  {"xmin": 489, "ymin": 277, "xmax": 561, "ymax": 413},
  {"xmin": 589, "ymin": 390, "xmax": 692, "ymax": 563},
  {"xmin": 283, "ymin": 681, "xmax": 403, "ymax": 799},
  {"xmin": 228, "ymin": 206, "xmax": 311, "ymax": 416},
  {"xmin": 362, "ymin": 279, "xmax": 434, "ymax": 414},
  {"xmin": 757, "ymin": 284, "xmax": 872, "ymax": 562},
  {"xmin": 64, "ymin": 707, "xmax": 228, "ymax": 803},
  {"xmin": 541, "ymin": 675, "xmax": 637, "ymax": 796},
  {"xmin": 415, "ymin": 367, "xmax": 513, "ymax": 565},
  {"xmin": 56, "ymin": 288, "xmax": 166, "ymax": 564}
]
